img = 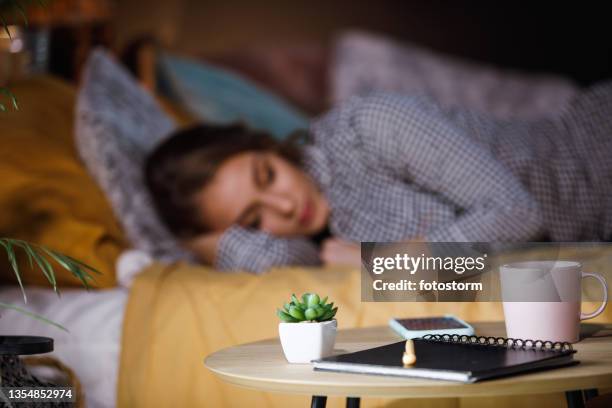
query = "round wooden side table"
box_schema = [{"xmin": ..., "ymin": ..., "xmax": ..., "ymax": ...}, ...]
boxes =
[{"xmin": 205, "ymin": 322, "xmax": 612, "ymax": 408}]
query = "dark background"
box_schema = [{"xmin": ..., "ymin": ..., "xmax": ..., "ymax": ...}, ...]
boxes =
[
  {"xmin": 13, "ymin": 0, "xmax": 609, "ymax": 84},
  {"xmin": 110, "ymin": 0, "xmax": 611, "ymax": 84}
]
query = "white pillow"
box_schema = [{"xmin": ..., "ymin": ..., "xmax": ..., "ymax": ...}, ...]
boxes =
[
  {"xmin": 332, "ymin": 31, "xmax": 578, "ymax": 119},
  {"xmin": 75, "ymin": 48, "xmax": 189, "ymax": 261}
]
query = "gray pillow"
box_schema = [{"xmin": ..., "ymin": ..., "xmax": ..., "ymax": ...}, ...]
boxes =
[
  {"xmin": 75, "ymin": 48, "xmax": 189, "ymax": 261},
  {"xmin": 332, "ymin": 31, "xmax": 578, "ymax": 120}
]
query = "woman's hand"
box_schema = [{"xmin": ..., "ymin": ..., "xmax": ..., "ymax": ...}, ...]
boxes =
[
  {"xmin": 184, "ymin": 231, "xmax": 224, "ymax": 265},
  {"xmin": 321, "ymin": 238, "xmax": 361, "ymax": 268}
]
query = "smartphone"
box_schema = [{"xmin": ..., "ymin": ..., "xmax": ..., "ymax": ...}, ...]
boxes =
[{"xmin": 388, "ymin": 315, "xmax": 475, "ymax": 339}]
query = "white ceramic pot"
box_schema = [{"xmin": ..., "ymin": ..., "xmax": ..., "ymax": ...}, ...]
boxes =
[{"xmin": 278, "ymin": 319, "xmax": 337, "ymax": 363}]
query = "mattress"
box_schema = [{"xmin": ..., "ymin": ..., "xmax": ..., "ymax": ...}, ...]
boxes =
[{"xmin": 0, "ymin": 286, "xmax": 127, "ymax": 408}]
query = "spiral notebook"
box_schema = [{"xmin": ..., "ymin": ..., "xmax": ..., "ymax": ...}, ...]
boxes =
[{"xmin": 312, "ymin": 335, "xmax": 578, "ymax": 383}]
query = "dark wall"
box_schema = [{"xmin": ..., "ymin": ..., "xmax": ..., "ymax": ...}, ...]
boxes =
[{"xmin": 114, "ymin": 0, "xmax": 612, "ymax": 84}]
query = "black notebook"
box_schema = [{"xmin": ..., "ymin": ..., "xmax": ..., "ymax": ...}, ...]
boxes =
[{"xmin": 312, "ymin": 334, "xmax": 577, "ymax": 383}]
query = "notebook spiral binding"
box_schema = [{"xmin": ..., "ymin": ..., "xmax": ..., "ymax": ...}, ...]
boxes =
[{"xmin": 422, "ymin": 334, "xmax": 574, "ymax": 352}]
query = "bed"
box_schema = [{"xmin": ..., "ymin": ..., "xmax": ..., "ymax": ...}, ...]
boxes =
[{"xmin": 0, "ymin": 33, "xmax": 608, "ymax": 407}]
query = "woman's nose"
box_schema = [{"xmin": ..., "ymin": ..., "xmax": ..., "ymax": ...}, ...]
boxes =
[{"xmin": 259, "ymin": 193, "xmax": 295, "ymax": 216}]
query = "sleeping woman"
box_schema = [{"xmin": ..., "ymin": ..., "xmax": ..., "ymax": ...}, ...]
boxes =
[{"xmin": 145, "ymin": 83, "xmax": 612, "ymax": 273}]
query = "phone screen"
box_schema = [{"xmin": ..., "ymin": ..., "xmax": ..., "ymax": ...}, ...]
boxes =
[{"xmin": 396, "ymin": 317, "xmax": 468, "ymax": 330}]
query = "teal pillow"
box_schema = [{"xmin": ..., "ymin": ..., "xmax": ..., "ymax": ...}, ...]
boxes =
[{"xmin": 158, "ymin": 53, "xmax": 309, "ymax": 139}]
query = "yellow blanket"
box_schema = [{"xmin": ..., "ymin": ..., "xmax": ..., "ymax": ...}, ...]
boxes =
[
  {"xmin": 0, "ymin": 76, "xmax": 127, "ymax": 287},
  {"xmin": 118, "ymin": 260, "xmax": 610, "ymax": 408}
]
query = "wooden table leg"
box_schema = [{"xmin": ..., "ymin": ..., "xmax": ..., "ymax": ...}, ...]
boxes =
[
  {"xmin": 346, "ymin": 397, "xmax": 361, "ymax": 407},
  {"xmin": 312, "ymin": 392, "xmax": 596, "ymax": 408},
  {"xmin": 566, "ymin": 390, "xmax": 585, "ymax": 408},
  {"xmin": 311, "ymin": 395, "xmax": 327, "ymax": 408},
  {"xmin": 584, "ymin": 389, "xmax": 598, "ymax": 401}
]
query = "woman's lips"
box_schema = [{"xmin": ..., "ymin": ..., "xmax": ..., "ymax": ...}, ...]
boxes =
[{"xmin": 299, "ymin": 199, "xmax": 314, "ymax": 227}]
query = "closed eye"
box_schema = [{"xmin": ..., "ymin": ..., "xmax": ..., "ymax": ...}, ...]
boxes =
[
  {"xmin": 237, "ymin": 154, "xmax": 272, "ymax": 230},
  {"xmin": 264, "ymin": 161, "xmax": 275, "ymax": 186},
  {"xmin": 255, "ymin": 154, "xmax": 275, "ymax": 188}
]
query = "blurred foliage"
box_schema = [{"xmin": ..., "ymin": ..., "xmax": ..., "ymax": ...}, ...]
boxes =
[
  {"xmin": 1, "ymin": 0, "xmax": 46, "ymax": 111},
  {"xmin": 0, "ymin": 238, "xmax": 100, "ymax": 330},
  {"xmin": 0, "ymin": 87, "xmax": 18, "ymax": 111},
  {"xmin": 0, "ymin": 0, "xmax": 46, "ymax": 35},
  {"xmin": 1, "ymin": 238, "xmax": 100, "ymax": 300}
]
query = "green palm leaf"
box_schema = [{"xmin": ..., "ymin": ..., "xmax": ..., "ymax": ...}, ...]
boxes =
[
  {"xmin": 0, "ymin": 239, "xmax": 26, "ymax": 302},
  {"xmin": 0, "ymin": 238, "xmax": 99, "ymax": 303},
  {"xmin": 0, "ymin": 302, "xmax": 67, "ymax": 331},
  {"xmin": 1, "ymin": 1, "xmax": 81, "ymax": 332},
  {"xmin": 0, "ymin": 87, "xmax": 18, "ymax": 112}
]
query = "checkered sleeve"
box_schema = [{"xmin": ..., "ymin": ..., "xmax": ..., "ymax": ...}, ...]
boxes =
[
  {"xmin": 353, "ymin": 93, "xmax": 544, "ymax": 241},
  {"xmin": 215, "ymin": 225, "xmax": 321, "ymax": 273}
]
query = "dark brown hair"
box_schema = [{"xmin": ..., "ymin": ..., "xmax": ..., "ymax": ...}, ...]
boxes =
[{"xmin": 144, "ymin": 123, "xmax": 304, "ymax": 239}]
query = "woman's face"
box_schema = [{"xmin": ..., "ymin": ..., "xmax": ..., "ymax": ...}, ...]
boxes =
[{"xmin": 195, "ymin": 151, "xmax": 329, "ymax": 237}]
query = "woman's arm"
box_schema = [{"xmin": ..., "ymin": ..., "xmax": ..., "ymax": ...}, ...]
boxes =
[
  {"xmin": 186, "ymin": 231, "xmax": 224, "ymax": 265},
  {"xmin": 353, "ymin": 93, "xmax": 544, "ymax": 242},
  {"xmin": 321, "ymin": 238, "xmax": 361, "ymax": 268},
  {"xmin": 189, "ymin": 226, "xmax": 321, "ymax": 273}
]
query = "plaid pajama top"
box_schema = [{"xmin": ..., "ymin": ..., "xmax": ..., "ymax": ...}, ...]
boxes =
[{"xmin": 216, "ymin": 82, "xmax": 612, "ymax": 273}]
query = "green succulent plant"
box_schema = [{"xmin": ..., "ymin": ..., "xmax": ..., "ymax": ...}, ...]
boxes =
[{"xmin": 277, "ymin": 293, "xmax": 338, "ymax": 323}]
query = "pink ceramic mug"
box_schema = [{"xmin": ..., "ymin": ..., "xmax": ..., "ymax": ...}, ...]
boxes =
[{"xmin": 501, "ymin": 261, "xmax": 608, "ymax": 343}]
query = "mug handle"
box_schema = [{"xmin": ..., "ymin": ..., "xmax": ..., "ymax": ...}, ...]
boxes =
[{"xmin": 580, "ymin": 272, "xmax": 608, "ymax": 320}]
